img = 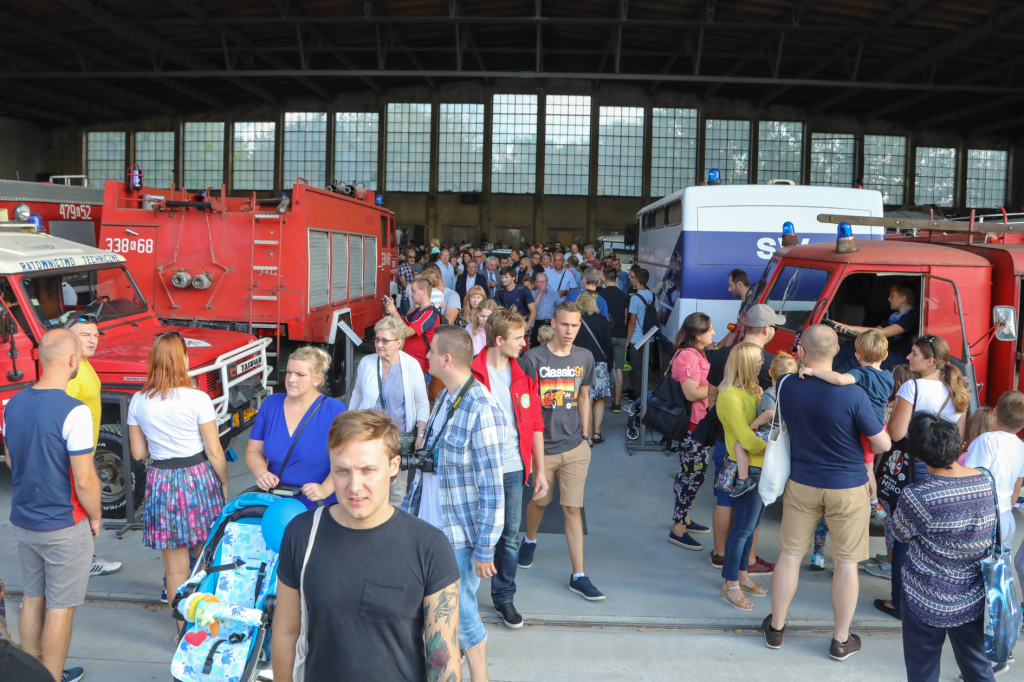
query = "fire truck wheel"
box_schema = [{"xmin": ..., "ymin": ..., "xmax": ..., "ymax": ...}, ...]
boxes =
[{"xmin": 97, "ymin": 425, "xmax": 147, "ymax": 519}]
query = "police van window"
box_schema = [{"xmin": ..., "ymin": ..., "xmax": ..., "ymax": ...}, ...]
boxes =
[
  {"xmin": 21, "ymin": 266, "xmax": 148, "ymax": 330},
  {"xmin": 765, "ymin": 266, "xmax": 830, "ymax": 332},
  {"xmin": 653, "ymin": 209, "xmax": 666, "ymax": 228},
  {"xmin": 666, "ymin": 201, "xmax": 682, "ymax": 227},
  {"xmin": 641, "ymin": 211, "xmax": 653, "ymax": 231}
]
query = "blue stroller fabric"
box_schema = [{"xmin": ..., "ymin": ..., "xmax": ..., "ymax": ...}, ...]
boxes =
[{"xmin": 171, "ymin": 492, "xmax": 282, "ymax": 682}]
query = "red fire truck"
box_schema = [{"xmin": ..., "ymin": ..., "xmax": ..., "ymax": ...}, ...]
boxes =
[
  {"xmin": 741, "ymin": 213, "xmax": 1024, "ymax": 412},
  {"xmin": 96, "ymin": 179, "xmax": 396, "ymax": 392},
  {"xmin": 0, "ymin": 177, "xmax": 104, "ymax": 245},
  {"xmin": 0, "ymin": 223, "xmax": 270, "ymax": 517}
]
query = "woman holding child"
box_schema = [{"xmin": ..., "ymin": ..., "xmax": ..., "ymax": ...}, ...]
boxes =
[{"xmin": 717, "ymin": 343, "xmax": 777, "ymax": 611}]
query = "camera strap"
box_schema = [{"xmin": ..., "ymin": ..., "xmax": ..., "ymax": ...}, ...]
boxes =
[{"xmin": 422, "ymin": 375, "xmax": 476, "ymax": 464}]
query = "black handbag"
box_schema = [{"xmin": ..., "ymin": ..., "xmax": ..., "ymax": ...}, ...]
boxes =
[
  {"xmin": 876, "ymin": 382, "xmax": 949, "ymax": 508},
  {"xmin": 690, "ymin": 405, "xmax": 720, "ymax": 448},
  {"xmin": 640, "ymin": 350, "xmax": 693, "ymax": 441}
]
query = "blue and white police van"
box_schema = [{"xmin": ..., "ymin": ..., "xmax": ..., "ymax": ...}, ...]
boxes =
[{"xmin": 637, "ymin": 177, "xmax": 884, "ymax": 345}]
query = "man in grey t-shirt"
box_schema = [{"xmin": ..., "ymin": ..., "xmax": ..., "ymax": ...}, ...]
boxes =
[{"xmin": 519, "ymin": 301, "xmax": 605, "ymax": 601}]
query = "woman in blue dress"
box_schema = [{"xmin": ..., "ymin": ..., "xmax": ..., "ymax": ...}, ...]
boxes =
[{"xmin": 245, "ymin": 346, "xmax": 346, "ymax": 509}]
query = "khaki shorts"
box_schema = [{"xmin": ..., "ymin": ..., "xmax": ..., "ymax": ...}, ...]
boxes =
[
  {"xmin": 611, "ymin": 337, "xmax": 627, "ymax": 370},
  {"xmin": 15, "ymin": 518, "xmax": 94, "ymax": 609},
  {"xmin": 779, "ymin": 479, "xmax": 871, "ymax": 564},
  {"xmin": 535, "ymin": 440, "xmax": 591, "ymax": 508}
]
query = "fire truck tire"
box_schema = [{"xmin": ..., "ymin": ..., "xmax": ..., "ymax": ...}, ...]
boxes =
[
  {"xmin": 96, "ymin": 425, "xmax": 147, "ymax": 519},
  {"xmin": 326, "ymin": 341, "xmax": 347, "ymax": 397}
]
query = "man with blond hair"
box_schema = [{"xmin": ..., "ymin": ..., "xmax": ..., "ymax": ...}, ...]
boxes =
[{"xmin": 273, "ymin": 410, "xmax": 460, "ymax": 682}]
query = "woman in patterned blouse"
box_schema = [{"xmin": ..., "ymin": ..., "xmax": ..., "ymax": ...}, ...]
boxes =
[{"xmin": 892, "ymin": 412, "xmax": 999, "ymax": 682}]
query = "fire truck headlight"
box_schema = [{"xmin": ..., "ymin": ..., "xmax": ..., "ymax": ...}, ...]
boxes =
[{"xmin": 14, "ymin": 204, "xmax": 30, "ymax": 222}]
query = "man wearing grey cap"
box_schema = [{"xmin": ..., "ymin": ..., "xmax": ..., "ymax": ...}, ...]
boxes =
[{"xmin": 698, "ymin": 304, "xmax": 783, "ymax": 570}]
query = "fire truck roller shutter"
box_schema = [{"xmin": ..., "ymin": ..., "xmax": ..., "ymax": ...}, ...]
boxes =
[
  {"xmin": 349, "ymin": 235, "xmax": 363, "ymax": 298},
  {"xmin": 363, "ymin": 236, "xmax": 377, "ymax": 297},
  {"xmin": 309, "ymin": 230, "xmax": 331, "ymax": 310},
  {"xmin": 330, "ymin": 232, "xmax": 348, "ymax": 302}
]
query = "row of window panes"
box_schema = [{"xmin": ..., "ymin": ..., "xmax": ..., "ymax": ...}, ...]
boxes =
[{"xmin": 86, "ymin": 117, "xmax": 1010, "ymax": 206}]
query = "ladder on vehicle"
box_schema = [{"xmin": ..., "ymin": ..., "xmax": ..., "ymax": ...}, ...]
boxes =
[{"xmin": 248, "ymin": 195, "xmax": 283, "ymax": 386}]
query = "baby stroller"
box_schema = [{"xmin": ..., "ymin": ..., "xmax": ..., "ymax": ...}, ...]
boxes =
[{"xmin": 170, "ymin": 491, "xmax": 295, "ymax": 682}]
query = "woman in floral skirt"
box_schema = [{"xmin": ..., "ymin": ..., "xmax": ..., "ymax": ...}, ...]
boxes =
[{"xmin": 128, "ymin": 331, "xmax": 229, "ymax": 629}]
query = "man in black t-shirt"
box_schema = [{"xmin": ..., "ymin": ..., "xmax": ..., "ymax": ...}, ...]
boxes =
[
  {"xmin": 273, "ymin": 411, "xmax": 460, "ymax": 682},
  {"xmin": 497, "ymin": 267, "xmax": 537, "ymax": 328},
  {"xmin": 599, "ymin": 266, "xmax": 629, "ymax": 412},
  {"xmin": 703, "ymin": 304, "xmax": 781, "ymax": 571}
]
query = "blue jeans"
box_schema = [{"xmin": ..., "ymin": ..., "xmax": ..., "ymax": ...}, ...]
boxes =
[
  {"xmin": 712, "ymin": 441, "xmax": 735, "ymax": 508},
  {"xmin": 454, "ymin": 547, "xmax": 487, "ymax": 650},
  {"xmin": 491, "ymin": 470, "xmax": 525, "ymax": 606},
  {"xmin": 722, "ymin": 467, "xmax": 765, "ymax": 581},
  {"xmin": 902, "ymin": 599, "xmax": 994, "ymax": 681}
]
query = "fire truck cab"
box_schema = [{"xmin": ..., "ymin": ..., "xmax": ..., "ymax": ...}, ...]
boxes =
[
  {"xmin": 0, "ymin": 225, "xmax": 270, "ymax": 517},
  {"xmin": 748, "ymin": 220, "xmax": 1023, "ymax": 414}
]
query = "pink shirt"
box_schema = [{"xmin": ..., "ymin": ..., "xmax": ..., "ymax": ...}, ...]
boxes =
[
  {"xmin": 672, "ymin": 348, "xmax": 710, "ymax": 425},
  {"xmin": 471, "ymin": 326, "xmax": 487, "ymax": 355}
]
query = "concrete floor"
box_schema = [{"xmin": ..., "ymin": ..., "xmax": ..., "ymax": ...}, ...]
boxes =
[{"xmin": 1, "ymin": 408, "xmax": 1019, "ymax": 680}]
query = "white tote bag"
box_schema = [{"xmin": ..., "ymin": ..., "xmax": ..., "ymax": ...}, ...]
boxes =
[
  {"xmin": 759, "ymin": 375, "xmax": 791, "ymax": 506},
  {"xmin": 292, "ymin": 505, "xmax": 324, "ymax": 682}
]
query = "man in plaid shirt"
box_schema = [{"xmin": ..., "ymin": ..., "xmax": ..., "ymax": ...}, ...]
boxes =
[
  {"xmin": 403, "ymin": 325, "xmax": 506, "ymax": 682},
  {"xmin": 396, "ymin": 249, "xmax": 416, "ymax": 314}
]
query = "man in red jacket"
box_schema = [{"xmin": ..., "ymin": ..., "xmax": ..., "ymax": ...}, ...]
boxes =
[{"xmin": 471, "ymin": 308, "xmax": 546, "ymax": 629}]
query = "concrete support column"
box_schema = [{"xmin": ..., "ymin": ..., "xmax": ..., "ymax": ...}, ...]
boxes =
[
  {"xmin": 482, "ymin": 96, "xmax": 492, "ymax": 237},
  {"xmin": 534, "ymin": 88, "xmax": 546, "ymax": 245},
  {"xmin": 641, "ymin": 103, "xmax": 653, "ymax": 205},
  {"xmin": 587, "ymin": 98, "xmax": 600, "ymax": 245},
  {"xmin": 428, "ymin": 95, "xmax": 440, "ymax": 242}
]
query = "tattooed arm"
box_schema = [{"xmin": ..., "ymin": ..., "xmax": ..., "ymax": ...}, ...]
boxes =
[{"xmin": 423, "ymin": 580, "xmax": 461, "ymax": 682}]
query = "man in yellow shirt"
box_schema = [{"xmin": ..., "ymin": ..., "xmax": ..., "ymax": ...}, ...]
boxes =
[{"xmin": 65, "ymin": 315, "xmax": 121, "ymax": 577}]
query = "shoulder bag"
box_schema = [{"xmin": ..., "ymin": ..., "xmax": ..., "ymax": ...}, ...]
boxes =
[
  {"xmin": 579, "ymin": 318, "xmax": 608, "ymax": 364},
  {"xmin": 758, "ymin": 374, "xmax": 791, "ymax": 506},
  {"xmin": 978, "ymin": 468, "xmax": 1022, "ymax": 663},
  {"xmin": 876, "ymin": 382, "xmax": 950, "ymax": 509},
  {"xmin": 292, "ymin": 505, "xmax": 325, "ymax": 682},
  {"xmin": 271, "ymin": 395, "xmax": 326, "ymax": 498},
  {"xmin": 640, "ymin": 349, "xmax": 692, "ymax": 442}
]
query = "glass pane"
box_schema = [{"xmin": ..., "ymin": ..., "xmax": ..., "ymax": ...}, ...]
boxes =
[
  {"xmin": 184, "ymin": 122, "xmax": 224, "ymax": 190},
  {"xmin": 232, "ymin": 122, "xmax": 276, "ymax": 190},
  {"xmin": 386, "ymin": 103, "xmax": 432, "ymax": 192},
  {"xmin": 863, "ymin": 135, "xmax": 906, "ymax": 204},
  {"xmin": 284, "ymin": 112, "xmax": 327, "ymax": 189},
  {"xmin": 651, "ymin": 108, "xmax": 698, "ymax": 197},
  {"xmin": 914, "ymin": 147, "xmax": 957, "ymax": 208},
  {"xmin": 810, "ymin": 133, "xmax": 855, "ymax": 187},
  {"xmin": 491, "ymin": 94, "xmax": 537, "ymax": 194},
  {"xmin": 966, "ymin": 149, "xmax": 1007, "ymax": 209},
  {"xmin": 86, "ymin": 132, "xmax": 126, "ymax": 185},
  {"xmin": 704, "ymin": 120, "xmax": 750, "ymax": 184},
  {"xmin": 544, "ymin": 95, "xmax": 591, "ymax": 195},
  {"xmin": 439, "ymin": 103, "xmax": 484, "ymax": 192},
  {"xmin": 757, "ymin": 121, "xmax": 803, "ymax": 183},
  {"xmin": 597, "ymin": 106, "xmax": 644, "ymax": 197},
  {"xmin": 134, "ymin": 131, "xmax": 174, "ymax": 189},
  {"xmin": 765, "ymin": 266, "xmax": 829, "ymax": 332}
]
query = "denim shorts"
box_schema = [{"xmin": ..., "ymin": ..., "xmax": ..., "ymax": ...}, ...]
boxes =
[
  {"xmin": 454, "ymin": 546, "xmax": 488, "ymax": 649},
  {"xmin": 711, "ymin": 441, "xmax": 735, "ymax": 508}
]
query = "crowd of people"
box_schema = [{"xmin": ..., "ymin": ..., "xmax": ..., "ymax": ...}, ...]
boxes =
[{"xmin": 1, "ymin": 238, "xmax": 1023, "ymax": 682}]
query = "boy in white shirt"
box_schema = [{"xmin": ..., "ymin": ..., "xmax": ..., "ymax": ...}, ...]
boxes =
[{"xmin": 964, "ymin": 390, "xmax": 1024, "ymax": 549}]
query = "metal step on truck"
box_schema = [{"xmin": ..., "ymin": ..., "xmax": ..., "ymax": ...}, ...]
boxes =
[
  {"xmin": 736, "ymin": 211, "xmax": 1024, "ymax": 417},
  {"xmin": 0, "ymin": 221, "xmax": 270, "ymax": 518}
]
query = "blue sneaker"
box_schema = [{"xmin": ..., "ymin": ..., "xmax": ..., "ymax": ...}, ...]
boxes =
[
  {"xmin": 62, "ymin": 667, "xmax": 85, "ymax": 682},
  {"xmin": 685, "ymin": 520, "xmax": 710, "ymax": 535},
  {"xmin": 569, "ymin": 575, "xmax": 605, "ymax": 601},
  {"xmin": 517, "ymin": 541, "xmax": 537, "ymax": 569}
]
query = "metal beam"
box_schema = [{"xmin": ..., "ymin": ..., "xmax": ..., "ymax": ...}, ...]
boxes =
[
  {"xmin": 917, "ymin": 94, "xmax": 1024, "ymax": 129},
  {"xmin": 704, "ymin": 0, "xmax": 817, "ymax": 100},
  {"xmin": 864, "ymin": 51, "xmax": 1024, "ymax": 121},
  {"xmin": 969, "ymin": 113, "xmax": 1024, "ymax": 138},
  {"xmin": 53, "ymin": 0, "xmax": 278, "ymax": 103},
  {"xmin": 0, "ymin": 101, "xmax": 76, "ymax": 125},
  {"xmin": 164, "ymin": 0, "xmax": 330, "ymax": 99},
  {"xmin": 0, "ymin": 78, "xmax": 125, "ymax": 120},
  {"xmin": 810, "ymin": 3, "xmax": 1024, "ymax": 114},
  {"xmin": 10, "ymin": 69, "xmax": 1024, "ymax": 94},
  {"xmin": 0, "ymin": 8, "xmax": 182, "ymax": 113},
  {"xmin": 757, "ymin": 0, "xmax": 932, "ymax": 108}
]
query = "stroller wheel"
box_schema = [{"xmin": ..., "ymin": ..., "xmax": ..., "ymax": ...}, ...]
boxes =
[{"xmin": 626, "ymin": 426, "xmax": 640, "ymax": 441}]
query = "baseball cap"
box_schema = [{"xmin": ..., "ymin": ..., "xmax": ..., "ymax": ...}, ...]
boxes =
[{"xmin": 746, "ymin": 304, "xmax": 786, "ymax": 328}]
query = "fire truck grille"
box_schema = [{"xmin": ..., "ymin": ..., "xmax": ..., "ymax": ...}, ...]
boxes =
[{"xmin": 195, "ymin": 368, "xmax": 223, "ymax": 400}]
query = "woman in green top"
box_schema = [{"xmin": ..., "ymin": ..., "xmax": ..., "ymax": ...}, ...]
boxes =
[{"xmin": 717, "ymin": 342, "xmax": 770, "ymax": 611}]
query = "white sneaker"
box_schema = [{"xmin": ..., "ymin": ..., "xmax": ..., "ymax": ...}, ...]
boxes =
[
  {"xmin": 90, "ymin": 555, "xmax": 122, "ymax": 577},
  {"xmin": 810, "ymin": 554, "xmax": 825, "ymax": 571}
]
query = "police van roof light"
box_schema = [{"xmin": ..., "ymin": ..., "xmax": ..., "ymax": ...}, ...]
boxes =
[
  {"xmin": 782, "ymin": 221, "xmax": 795, "ymax": 234},
  {"xmin": 708, "ymin": 168, "xmax": 720, "ymax": 182},
  {"xmin": 838, "ymin": 221, "xmax": 853, "ymax": 238}
]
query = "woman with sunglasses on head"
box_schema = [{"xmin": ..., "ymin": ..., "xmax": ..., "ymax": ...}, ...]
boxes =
[
  {"xmin": 873, "ymin": 333, "xmax": 970, "ymax": 622},
  {"xmin": 127, "ymin": 332, "xmax": 230, "ymax": 630},
  {"xmin": 245, "ymin": 346, "xmax": 346, "ymax": 509},
  {"xmin": 350, "ymin": 316, "xmax": 429, "ymax": 503}
]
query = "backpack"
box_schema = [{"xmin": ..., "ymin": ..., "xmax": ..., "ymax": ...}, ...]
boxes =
[
  {"xmin": 632, "ymin": 290, "xmax": 658, "ymax": 335},
  {"xmin": 497, "ymin": 285, "xmax": 529, "ymax": 313}
]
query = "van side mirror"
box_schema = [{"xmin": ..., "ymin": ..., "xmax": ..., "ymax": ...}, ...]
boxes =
[{"xmin": 993, "ymin": 305, "xmax": 1017, "ymax": 342}]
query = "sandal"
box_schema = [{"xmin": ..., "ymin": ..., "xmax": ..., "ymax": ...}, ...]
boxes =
[
  {"xmin": 740, "ymin": 580, "xmax": 768, "ymax": 597},
  {"xmin": 720, "ymin": 585, "xmax": 753, "ymax": 611},
  {"xmin": 592, "ymin": 433, "xmax": 605, "ymax": 445}
]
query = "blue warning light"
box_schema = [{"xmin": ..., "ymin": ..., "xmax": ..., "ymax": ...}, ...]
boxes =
[
  {"xmin": 782, "ymin": 221, "xmax": 795, "ymax": 234},
  {"xmin": 838, "ymin": 221, "xmax": 853, "ymax": 238}
]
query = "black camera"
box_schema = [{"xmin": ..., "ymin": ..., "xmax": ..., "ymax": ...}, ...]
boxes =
[{"xmin": 399, "ymin": 449, "xmax": 435, "ymax": 473}]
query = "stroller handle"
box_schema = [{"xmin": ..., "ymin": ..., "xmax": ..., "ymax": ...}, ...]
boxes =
[{"xmin": 241, "ymin": 484, "xmax": 325, "ymax": 507}]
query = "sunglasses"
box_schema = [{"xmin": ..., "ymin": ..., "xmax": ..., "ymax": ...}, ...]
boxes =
[
  {"xmin": 155, "ymin": 330, "xmax": 186, "ymax": 344},
  {"xmin": 63, "ymin": 314, "xmax": 99, "ymax": 329},
  {"xmin": 918, "ymin": 334, "xmax": 937, "ymax": 357}
]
